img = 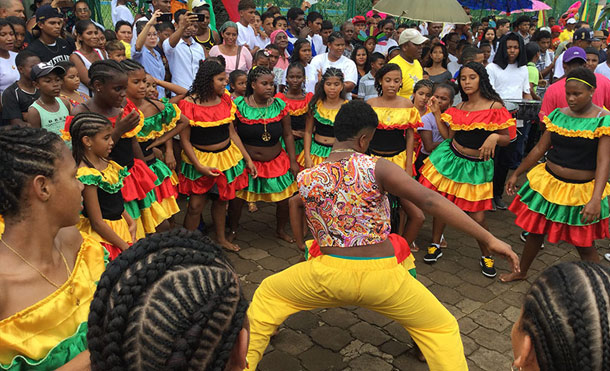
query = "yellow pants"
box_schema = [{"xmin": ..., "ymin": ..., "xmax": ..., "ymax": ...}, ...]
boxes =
[{"xmin": 246, "ymin": 255, "xmax": 467, "ymax": 371}]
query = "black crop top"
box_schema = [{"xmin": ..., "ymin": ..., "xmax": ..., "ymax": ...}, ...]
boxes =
[
  {"xmin": 190, "ymin": 124, "xmax": 230, "ymax": 146},
  {"xmin": 453, "ymin": 129, "xmax": 493, "ymax": 150},
  {"xmin": 82, "ymin": 189, "xmax": 124, "ymax": 221},
  {"xmin": 369, "ymin": 129, "xmax": 406, "ymax": 152},
  {"xmin": 547, "ymin": 133, "xmax": 598, "ymax": 171},
  {"xmin": 111, "ymin": 138, "xmax": 135, "ymax": 168},
  {"xmin": 291, "ymin": 114, "xmax": 306, "ymax": 131},
  {"xmin": 236, "ymin": 118, "xmax": 283, "ymax": 147},
  {"xmin": 315, "ymin": 121, "xmax": 334, "ymax": 137}
]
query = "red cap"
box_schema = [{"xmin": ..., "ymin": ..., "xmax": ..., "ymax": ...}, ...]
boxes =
[
  {"xmin": 551, "ymin": 25, "xmax": 561, "ymax": 33},
  {"xmin": 352, "ymin": 15, "xmax": 366, "ymax": 24}
]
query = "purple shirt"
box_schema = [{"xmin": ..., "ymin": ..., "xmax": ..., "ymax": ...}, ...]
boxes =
[{"xmin": 418, "ymin": 112, "xmax": 448, "ymax": 155}]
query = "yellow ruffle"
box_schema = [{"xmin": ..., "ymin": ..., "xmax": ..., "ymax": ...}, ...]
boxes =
[
  {"xmin": 0, "ymin": 233, "xmax": 106, "ymax": 363},
  {"xmin": 76, "ymin": 215, "xmax": 132, "ymax": 244},
  {"xmin": 138, "ymin": 199, "xmax": 176, "ymax": 234},
  {"xmin": 289, "ymin": 105, "xmax": 309, "ymax": 116},
  {"xmin": 76, "ymin": 161, "xmax": 126, "ymax": 185},
  {"xmin": 543, "ymin": 116, "xmax": 610, "ymax": 139},
  {"xmin": 297, "ymin": 153, "xmax": 325, "ymax": 167},
  {"xmin": 236, "ymin": 182, "xmax": 297, "ymax": 202},
  {"xmin": 526, "ymin": 163, "xmax": 610, "ymax": 206},
  {"xmin": 400, "ymin": 253, "xmax": 416, "ymax": 272},
  {"xmin": 420, "ymin": 162, "xmax": 492, "ymax": 201},
  {"xmin": 121, "ymin": 109, "xmax": 145, "ymax": 138},
  {"xmin": 0, "ymin": 215, "xmax": 4, "ymax": 238},
  {"xmin": 190, "ymin": 102, "xmax": 237, "ymax": 128},
  {"xmin": 442, "ymin": 113, "xmax": 516, "ymax": 132},
  {"xmin": 181, "ymin": 142, "xmax": 244, "ymax": 172},
  {"xmin": 373, "ymin": 150, "xmax": 409, "ymax": 170},
  {"xmin": 315, "ymin": 100, "xmax": 346, "ymax": 122},
  {"xmin": 374, "ymin": 106, "xmax": 421, "ymax": 130},
  {"xmin": 137, "ymin": 104, "xmax": 182, "ymax": 141},
  {"xmin": 170, "ymin": 171, "xmax": 179, "ymax": 186}
]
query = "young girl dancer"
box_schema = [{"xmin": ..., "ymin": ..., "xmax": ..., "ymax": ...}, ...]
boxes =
[
  {"xmin": 501, "ymin": 68, "xmax": 610, "ymax": 282},
  {"xmin": 367, "ymin": 63, "xmax": 425, "ymax": 252},
  {"xmin": 178, "ymin": 60, "xmax": 253, "ymax": 251},
  {"xmin": 299, "ymin": 67, "xmax": 348, "ymax": 168},
  {"xmin": 71, "ymin": 112, "xmax": 135, "ymax": 259},
  {"xmin": 419, "ymin": 62, "xmax": 515, "ymax": 278},
  {"xmin": 229, "ymin": 67, "xmax": 299, "ymax": 242},
  {"xmin": 276, "ymin": 61, "xmax": 313, "ymax": 160}
]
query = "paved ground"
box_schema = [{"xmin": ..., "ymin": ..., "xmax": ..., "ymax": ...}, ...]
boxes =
[{"xmin": 176, "ymin": 191, "xmax": 609, "ymax": 371}]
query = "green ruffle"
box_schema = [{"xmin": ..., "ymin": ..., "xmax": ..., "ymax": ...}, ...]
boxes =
[
  {"xmin": 148, "ymin": 158, "xmax": 173, "ymax": 186},
  {"xmin": 245, "ymin": 171, "xmax": 295, "ymax": 194},
  {"xmin": 180, "ymin": 159, "xmax": 247, "ymax": 184},
  {"xmin": 428, "ymin": 140, "xmax": 493, "ymax": 185},
  {"xmin": 124, "ymin": 189, "xmax": 158, "ymax": 220},
  {"xmin": 517, "ymin": 181, "xmax": 610, "ymax": 226},
  {"xmin": 280, "ymin": 137, "xmax": 305, "ymax": 155},
  {"xmin": 77, "ymin": 166, "xmax": 130, "ymax": 195},
  {"xmin": 310, "ymin": 140, "xmax": 332, "ymax": 158},
  {"xmin": 313, "ymin": 107, "xmax": 334, "ymax": 126},
  {"xmin": 546, "ymin": 108, "xmax": 610, "ymax": 137},
  {"xmin": 0, "ymin": 322, "xmax": 88, "ymax": 371},
  {"xmin": 234, "ymin": 96, "xmax": 287, "ymax": 121},
  {"xmin": 138, "ymin": 99, "xmax": 178, "ymax": 140}
]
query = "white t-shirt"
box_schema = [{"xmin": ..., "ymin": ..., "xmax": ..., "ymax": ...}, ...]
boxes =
[
  {"xmin": 373, "ymin": 39, "xmax": 398, "ymax": 56},
  {"xmin": 596, "ymin": 62, "xmax": 610, "ymax": 81},
  {"xmin": 0, "ymin": 51, "xmax": 19, "ymax": 95},
  {"xmin": 486, "ymin": 62, "xmax": 530, "ymax": 100},
  {"xmin": 254, "ymin": 35, "xmax": 270, "ymax": 49},
  {"xmin": 237, "ymin": 22, "xmax": 256, "ymax": 49},
  {"xmin": 309, "ymin": 53, "xmax": 358, "ymax": 84},
  {"xmin": 281, "ymin": 63, "xmax": 318, "ymax": 93},
  {"xmin": 112, "ymin": 4, "xmax": 134, "ymax": 26},
  {"xmin": 307, "ymin": 34, "xmax": 324, "ymax": 56},
  {"xmin": 553, "ymin": 52, "xmax": 565, "ymax": 79}
]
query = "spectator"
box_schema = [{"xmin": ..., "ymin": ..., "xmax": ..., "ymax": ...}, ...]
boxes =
[
  {"xmin": 251, "ymin": 11, "xmax": 269, "ymax": 49},
  {"xmin": 266, "ymin": 43, "xmax": 283, "ymax": 86},
  {"xmin": 0, "ymin": 0, "xmax": 24, "ymax": 20},
  {"xmin": 70, "ymin": 20, "xmax": 106, "ymax": 95},
  {"xmin": 1, "ymin": 50, "xmax": 40, "ymax": 126},
  {"xmin": 389, "ymin": 28, "xmax": 426, "ymax": 99},
  {"xmin": 155, "ymin": 21, "xmax": 173, "ymax": 57},
  {"xmin": 443, "ymin": 32, "xmax": 460, "ymax": 74},
  {"xmin": 559, "ymin": 18, "xmax": 577, "ymax": 42},
  {"xmin": 352, "ymin": 15, "xmax": 366, "ymax": 34},
  {"xmin": 340, "ymin": 20, "xmax": 355, "ymax": 57},
  {"xmin": 273, "ymin": 16, "xmax": 287, "ymax": 31},
  {"xmin": 305, "ymin": 11, "xmax": 323, "ymax": 57},
  {"xmin": 532, "ymin": 29, "xmax": 554, "ymax": 80},
  {"xmin": 595, "ymin": 46, "xmax": 610, "ymax": 79},
  {"xmin": 310, "ymin": 32, "xmax": 358, "ymax": 95},
  {"xmin": 163, "ymin": 10, "xmax": 204, "ymax": 94},
  {"xmin": 514, "ymin": 16, "xmax": 531, "ymax": 44},
  {"xmin": 357, "ymin": 51, "xmax": 385, "ymax": 101},
  {"xmin": 554, "ymin": 28, "xmax": 592, "ymax": 79},
  {"xmin": 479, "ymin": 41, "xmax": 492, "ymax": 66},
  {"xmin": 112, "ymin": 0, "xmax": 135, "ymax": 26},
  {"xmin": 193, "ymin": 2, "xmax": 219, "ymax": 56},
  {"xmin": 210, "ymin": 21, "xmax": 251, "ymax": 74},
  {"xmin": 25, "ymin": 5, "xmax": 74, "ymax": 64},
  {"xmin": 585, "ymin": 46, "xmax": 599, "ymax": 72},
  {"xmin": 374, "ymin": 19, "xmax": 399, "ymax": 56},
  {"xmin": 261, "ymin": 12, "xmax": 275, "ymax": 44},
  {"xmin": 284, "ymin": 38, "xmax": 317, "ymax": 93},
  {"xmin": 105, "ymin": 39, "xmax": 126, "ymax": 61},
  {"xmin": 320, "ymin": 19, "xmax": 333, "ymax": 53},
  {"xmin": 427, "ymin": 22, "xmax": 443, "ymax": 38},
  {"xmin": 525, "ymin": 42, "xmax": 541, "ymax": 100},
  {"xmin": 74, "ymin": 0, "xmax": 105, "ymax": 31},
  {"xmin": 236, "ymin": 0, "xmax": 257, "ymax": 54},
  {"xmin": 416, "ymin": 82, "xmax": 454, "ymax": 169},
  {"xmin": 6, "ymin": 16, "xmax": 26, "ymax": 51},
  {"xmin": 114, "ymin": 20, "xmax": 133, "ymax": 58},
  {"xmin": 27, "ymin": 63, "xmax": 71, "ymax": 136},
  {"xmin": 134, "ymin": 11, "xmax": 165, "ymax": 98},
  {"xmin": 480, "ymin": 27, "xmax": 497, "ymax": 58},
  {"xmin": 424, "ymin": 43, "xmax": 451, "ymax": 83},
  {"xmin": 0, "ymin": 19, "xmax": 18, "ymax": 95},
  {"xmin": 351, "ymin": 44, "xmax": 369, "ymax": 98},
  {"xmin": 57, "ymin": 60, "xmax": 90, "ymax": 106},
  {"xmin": 496, "ymin": 18, "xmax": 511, "ymax": 39},
  {"xmin": 286, "ymin": 7, "xmax": 306, "ymax": 52},
  {"xmin": 252, "ymin": 48, "xmax": 270, "ymax": 68},
  {"xmin": 593, "ymin": 30, "xmax": 607, "ymax": 62},
  {"xmin": 550, "ymin": 25, "xmax": 561, "ymax": 50},
  {"xmin": 270, "ymin": 29, "xmax": 290, "ymax": 70}
]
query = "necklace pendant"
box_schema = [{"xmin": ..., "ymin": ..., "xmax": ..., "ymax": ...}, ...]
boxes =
[
  {"xmin": 75, "ymin": 297, "xmax": 80, "ymax": 306},
  {"xmin": 261, "ymin": 132, "xmax": 271, "ymax": 141}
]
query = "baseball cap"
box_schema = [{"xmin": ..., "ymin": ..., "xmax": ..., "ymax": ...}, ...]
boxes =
[
  {"xmin": 36, "ymin": 5, "xmax": 63, "ymax": 23},
  {"xmin": 551, "ymin": 25, "xmax": 562, "ymax": 33},
  {"xmin": 573, "ymin": 28, "xmax": 593, "ymax": 41},
  {"xmin": 567, "ymin": 18, "xmax": 577, "ymax": 25},
  {"xmin": 352, "ymin": 15, "xmax": 365, "ymax": 24},
  {"xmin": 30, "ymin": 62, "xmax": 65, "ymax": 80},
  {"xmin": 398, "ymin": 29, "xmax": 427, "ymax": 45},
  {"xmin": 563, "ymin": 46, "xmax": 587, "ymax": 63}
]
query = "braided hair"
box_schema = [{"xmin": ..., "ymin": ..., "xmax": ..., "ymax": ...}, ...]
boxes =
[
  {"xmin": 88, "ymin": 59, "xmax": 126, "ymax": 92},
  {"xmin": 457, "ymin": 62, "xmax": 503, "ymax": 105},
  {"xmin": 519, "ymin": 262, "xmax": 610, "ymax": 371},
  {"xmin": 189, "ymin": 60, "xmax": 226, "ymax": 101},
  {"xmin": 87, "ymin": 229, "xmax": 248, "ymax": 371},
  {"xmin": 120, "ymin": 58, "xmax": 145, "ymax": 74},
  {"xmin": 0, "ymin": 126, "xmax": 63, "ymax": 218},
  {"xmin": 245, "ymin": 66, "xmax": 273, "ymax": 97},
  {"xmin": 374, "ymin": 62, "xmax": 402, "ymax": 96},
  {"xmin": 70, "ymin": 112, "xmax": 113, "ymax": 168},
  {"xmin": 309, "ymin": 67, "xmax": 345, "ymax": 111}
]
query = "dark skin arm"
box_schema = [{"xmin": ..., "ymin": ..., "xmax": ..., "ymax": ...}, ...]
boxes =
[
  {"xmin": 281, "ymin": 115, "xmax": 300, "ymax": 176},
  {"xmin": 26, "ymin": 106, "xmax": 41, "ymax": 128},
  {"xmin": 145, "ymin": 115, "xmax": 189, "ymax": 150},
  {"xmin": 290, "ymin": 194, "xmax": 307, "ymax": 250},
  {"xmin": 302, "ymin": 112, "xmax": 314, "ymax": 168},
  {"xmin": 180, "ymin": 125, "xmax": 221, "ymax": 177},
  {"xmin": 581, "ymin": 135, "xmax": 610, "ymax": 223}
]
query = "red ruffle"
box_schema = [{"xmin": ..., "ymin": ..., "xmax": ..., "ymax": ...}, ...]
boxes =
[
  {"xmin": 419, "ymin": 176, "xmax": 493, "ymax": 212},
  {"xmin": 154, "ymin": 176, "xmax": 178, "ymax": 202},
  {"xmin": 308, "ymin": 233, "xmax": 412, "ymax": 263},
  {"xmin": 121, "ymin": 158, "xmax": 158, "ymax": 202},
  {"xmin": 444, "ymin": 106, "xmax": 514, "ymax": 130},
  {"xmin": 510, "ymin": 196, "xmax": 610, "ymax": 247},
  {"xmin": 252, "ymin": 150, "xmax": 292, "ymax": 179},
  {"xmin": 101, "ymin": 242, "xmax": 124, "ymax": 260},
  {"xmin": 178, "ymin": 94, "xmax": 235, "ymax": 123},
  {"xmin": 178, "ymin": 171, "xmax": 249, "ymax": 201},
  {"xmin": 275, "ymin": 92, "xmax": 313, "ymax": 115}
]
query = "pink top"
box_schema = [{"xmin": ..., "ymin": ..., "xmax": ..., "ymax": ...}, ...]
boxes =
[
  {"xmin": 539, "ymin": 74, "xmax": 610, "ymax": 121},
  {"xmin": 274, "ymin": 51, "xmax": 291, "ymax": 71},
  {"xmin": 297, "ymin": 153, "xmax": 391, "ymax": 247},
  {"xmin": 209, "ymin": 45, "xmax": 252, "ymax": 74}
]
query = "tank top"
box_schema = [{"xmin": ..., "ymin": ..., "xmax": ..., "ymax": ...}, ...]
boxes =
[
  {"xmin": 31, "ymin": 97, "xmax": 70, "ymax": 138},
  {"xmin": 72, "ymin": 48, "xmax": 105, "ymax": 95},
  {"xmin": 195, "ymin": 30, "xmax": 215, "ymax": 50}
]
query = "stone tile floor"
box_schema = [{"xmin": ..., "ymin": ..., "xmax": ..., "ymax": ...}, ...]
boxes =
[{"xmin": 176, "ymin": 193, "xmax": 609, "ymax": 371}]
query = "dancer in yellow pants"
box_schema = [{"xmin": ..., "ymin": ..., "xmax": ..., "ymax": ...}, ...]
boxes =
[{"xmin": 246, "ymin": 100, "xmax": 520, "ymax": 370}]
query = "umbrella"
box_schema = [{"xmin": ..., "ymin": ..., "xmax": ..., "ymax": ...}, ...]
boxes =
[
  {"xmin": 373, "ymin": 0, "xmax": 471, "ymax": 24},
  {"xmin": 500, "ymin": 0, "xmax": 551, "ymax": 14},
  {"xmin": 458, "ymin": 0, "xmax": 533, "ymax": 14}
]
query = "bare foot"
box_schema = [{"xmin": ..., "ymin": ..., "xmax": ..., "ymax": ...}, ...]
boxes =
[
  {"xmin": 227, "ymin": 230, "xmax": 237, "ymax": 243},
  {"xmin": 499, "ymin": 271, "xmax": 527, "ymax": 282},
  {"xmin": 276, "ymin": 231, "xmax": 295, "ymax": 243},
  {"xmin": 219, "ymin": 239, "xmax": 240, "ymax": 252},
  {"xmin": 414, "ymin": 343, "xmax": 426, "ymax": 362},
  {"xmin": 248, "ymin": 202, "xmax": 258, "ymax": 213}
]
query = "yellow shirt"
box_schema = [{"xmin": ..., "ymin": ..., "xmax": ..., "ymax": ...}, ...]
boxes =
[
  {"xmin": 388, "ymin": 55, "xmax": 423, "ymax": 99},
  {"xmin": 120, "ymin": 40, "xmax": 132, "ymax": 59},
  {"xmin": 559, "ymin": 30, "xmax": 574, "ymax": 43}
]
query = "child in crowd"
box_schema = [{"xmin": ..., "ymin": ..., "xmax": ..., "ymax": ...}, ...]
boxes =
[
  {"xmin": 27, "ymin": 63, "xmax": 72, "ymax": 139},
  {"xmin": 357, "ymin": 51, "xmax": 385, "ymax": 101},
  {"xmin": 1, "ymin": 50, "xmax": 40, "ymax": 126},
  {"xmin": 105, "ymin": 39, "xmax": 127, "ymax": 62},
  {"xmin": 416, "ymin": 82, "xmax": 454, "ymax": 172},
  {"xmin": 253, "ymin": 49, "xmax": 270, "ymax": 68},
  {"xmin": 230, "ymin": 69, "xmax": 248, "ymax": 100},
  {"xmin": 526, "ymin": 42, "xmax": 541, "ymax": 100}
]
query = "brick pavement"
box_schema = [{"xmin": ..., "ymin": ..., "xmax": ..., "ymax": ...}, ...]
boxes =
[{"xmin": 176, "ymin": 193, "xmax": 607, "ymax": 370}]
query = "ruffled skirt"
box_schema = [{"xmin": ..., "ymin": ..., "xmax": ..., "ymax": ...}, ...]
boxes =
[
  {"xmin": 236, "ymin": 150, "xmax": 297, "ymax": 202},
  {"xmin": 509, "ymin": 163, "xmax": 610, "ymax": 247},
  {"xmin": 179, "ymin": 141, "xmax": 249, "ymax": 201},
  {"xmin": 76, "ymin": 216, "xmax": 132, "ymax": 260},
  {"xmin": 280, "ymin": 136, "xmax": 305, "ymax": 158},
  {"xmin": 419, "ymin": 140, "xmax": 493, "ymax": 212},
  {"xmin": 297, "ymin": 139, "xmax": 332, "ymax": 167}
]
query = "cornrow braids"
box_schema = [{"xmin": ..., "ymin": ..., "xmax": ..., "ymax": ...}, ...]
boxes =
[
  {"xmin": 520, "ymin": 262, "xmax": 610, "ymax": 371},
  {"xmin": 87, "ymin": 229, "xmax": 248, "ymax": 371},
  {"xmin": 120, "ymin": 58, "xmax": 145, "ymax": 73},
  {"xmin": 374, "ymin": 62, "xmax": 402, "ymax": 96},
  {"xmin": 0, "ymin": 126, "xmax": 63, "ymax": 218},
  {"xmin": 189, "ymin": 60, "xmax": 226, "ymax": 101},
  {"xmin": 309, "ymin": 67, "xmax": 345, "ymax": 111},
  {"xmin": 88, "ymin": 59, "xmax": 126, "ymax": 91},
  {"xmin": 70, "ymin": 112, "xmax": 113, "ymax": 168},
  {"xmin": 457, "ymin": 62, "xmax": 504, "ymax": 105},
  {"xmin": 245, "ymin": 66, "xmax": 273, "ymax": 98}
]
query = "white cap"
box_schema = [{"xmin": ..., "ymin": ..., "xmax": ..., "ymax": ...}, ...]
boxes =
[
  {"xmin": 398, "ymin": 28, "xmax": 427, "ymax": 45},
  {"xmin": 567, "ymin": 18, "xmax": 577, "ymax": 24}
]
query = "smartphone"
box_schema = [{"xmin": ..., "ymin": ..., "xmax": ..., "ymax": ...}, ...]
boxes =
[
  {"xmin": 158, "ymin": 13, "xmax": 173, "ymax": 22},
  {"xmin": 194, "ymin": 13, "xmax": 207, "ymax": 22}
]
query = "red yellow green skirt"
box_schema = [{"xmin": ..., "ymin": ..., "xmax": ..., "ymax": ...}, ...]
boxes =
[
  {"xmin": 509, "ymin": 163, "xmax": 610, "ymax": 247},
  {"xmin": 419, "ymin": 140, "xmax": 493, "ymax": 212},
  {"xmin": 236, "ymin": 150, "xmax": 297, "ymax": 202},
  {"xmin": 76, "ymin": 216, "xmax": 132, "ymax": 260},
  {"xmin": 297, "ymin": 139, "xmax": 332, "ymax": 167},
  {"xmin": 179, "ymin": 142, "xmax": 249, "ymax": 201},
  {"xmin": 121, "ymin": 158, "xmax": 157, "ymax": 203}
]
